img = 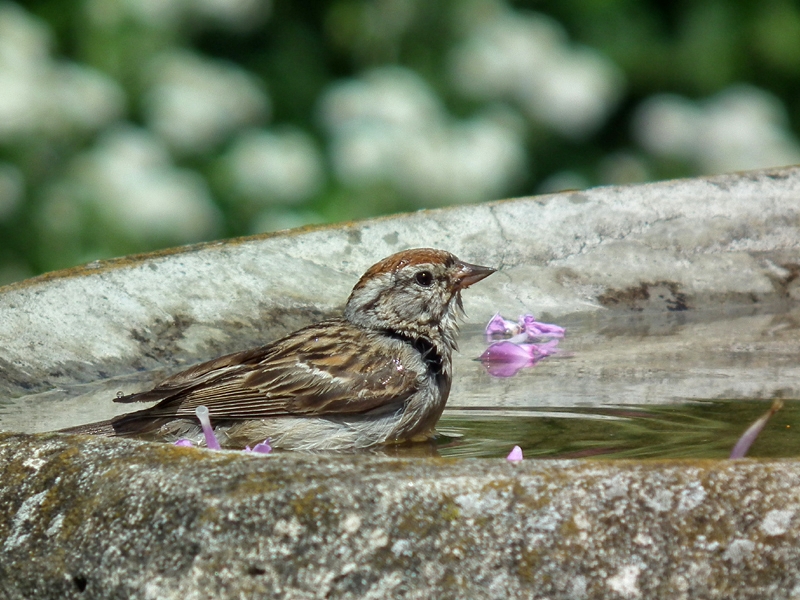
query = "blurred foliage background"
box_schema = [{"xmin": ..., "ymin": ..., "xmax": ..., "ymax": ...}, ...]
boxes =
[{"xmin": 1, "ymin": 0, "xmax": 799, "ymax": 284}]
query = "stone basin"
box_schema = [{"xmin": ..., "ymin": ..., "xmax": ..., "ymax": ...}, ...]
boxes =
[{"xmin": 1, "ymin": 167, "xmax": 800, "ymax": 597}]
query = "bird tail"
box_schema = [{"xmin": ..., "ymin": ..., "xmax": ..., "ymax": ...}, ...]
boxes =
[
  {"xmin": 58, "ymin": 414, "xmax": 179, "ymax": 441},
  {"xmin": 58, "ymin": 420, "xmax": 117, "ymax": 436}
]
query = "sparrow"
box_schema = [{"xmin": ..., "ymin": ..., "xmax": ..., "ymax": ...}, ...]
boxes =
[{"xmin": 61, "ymin": 248, "xmax": 495, "ymax": 451}]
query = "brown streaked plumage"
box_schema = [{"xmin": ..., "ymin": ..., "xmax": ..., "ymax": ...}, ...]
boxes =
[{"xmin": 60, "ymin": 248, "xmax": 495, "ymax": 451}]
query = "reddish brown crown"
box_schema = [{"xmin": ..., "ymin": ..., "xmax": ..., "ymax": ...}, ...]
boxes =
[{"xmin": 353, "ymin": 248, "xmax": 455, "ymax": 290}]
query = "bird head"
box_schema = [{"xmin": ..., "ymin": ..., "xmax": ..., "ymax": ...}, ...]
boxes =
[{"xmin": 344, "ymin": 248, "xmax": 495, "ymax": 348}]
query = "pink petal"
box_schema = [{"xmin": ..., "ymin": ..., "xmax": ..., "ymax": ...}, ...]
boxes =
[
  {"xmin": 480, "ymin": 341, "xmax": 560, "ymax": 377},
  {"xmin": 480, "ymin": 341, "xmax": 535, "ymax": 377},
  {"xmin": 245, "ymin": 439, "xmax": 273, "ymax": 454},
  {"xmin": 507, "ymin": 445, "xmax": 523, "ymax": 462},
  {"xmin": 174, "ymin": 439, "xmax": 193, "ymax": 447},
  {"xmin": 730, "ymin": 400, "xmax": 783, "ymax": 459},
  {"xmin": 485, "ymin": 313, "xmax": 520, "ymax": 340},
  {"xmin": 530, "ymin": 339, "xmax": 561, "ymax": 359},
  {"xmin": 520, "ymin": 314, "xmax": 565, "ymax": 338},
  {"xmin": 480, "ymin": 340, "xmax": 532, "ymax": 361},
  {"xmin": 507, "ymin": 332, "xmax": 530, "ymax": 344},
  {"xmin": 485, "ymin": 313, "xmax": 507, "ymax": 336},
  {"xmin": 195, "ymin": 406, "xmax": 221, "ymax": 450}
]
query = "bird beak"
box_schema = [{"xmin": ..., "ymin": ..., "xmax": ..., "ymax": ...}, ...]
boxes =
[{"xmin": 455, "ymin": 261, "xmax": 496, "ymax": 289}]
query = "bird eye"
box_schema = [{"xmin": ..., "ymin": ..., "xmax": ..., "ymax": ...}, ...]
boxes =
[{"xmin": 414, "ymin": 270, "xmax": 434, "ymax": 287}]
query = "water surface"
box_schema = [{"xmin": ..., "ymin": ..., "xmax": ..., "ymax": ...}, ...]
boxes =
[
  {"xmin": 2, "ymin": 306, "xmax": 798, "ymax": 460},
  {"xmin": 435, "ymin": 400, "xmax": 798, "ymax": 459}
]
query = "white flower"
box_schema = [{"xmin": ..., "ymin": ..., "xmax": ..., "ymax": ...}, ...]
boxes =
[
  {"xmin": 144, "ymin": 50, "xmax": 269, "ymax": 154},
  {"xmin": 634, "ymin": 85, "xmax": 800, "ymax": 174},
  {"xmin": 321, "ymin": 67, "xmax": 527, "ymax": 204},
  {"xmin": 449, "ymin": 10, "xmax": 624, "ymax": 138},
  {"xmin": 633, "ymin": 94, "xmax": 702, "ymax": 159},
  {"xmin": 701, "ymin": 85, "xmax": 800, "ymax": 173},
  {"xmin": 320, "ymin": 66, "xmax": 443, "ymax": 133},
  {"xmin": 449, "ymin": 12, "xmax": 565, "ymax": 99},
  {"xmin": 518, "ymin": 46, "xmax": 624, "ymax": 138},
  {"xmin": 223, "ymin": 128, "xmax": 325, "ymax": 204},
  {"xmin": 395, "ymin": 114, "xmax": 526, "ymax": 204},
  {"xmin": 0, "ymin": 3, "xmax": 50, "ymax": 68},
  {"xmin": 0, "ymin": 4, "xmax": 124, "ymax": 140},
  {"xmin": 52, "ymin": 64, "xmax": 127, "ymax": 132},
  {"xmin": 42, "ymin": 126, "xmax": 220, "ymax": 242}
]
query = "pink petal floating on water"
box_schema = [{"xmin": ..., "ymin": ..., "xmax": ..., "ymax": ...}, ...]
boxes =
[
  {"xmin": 507, "ymin": 445, "xmax": 523, "ymax": 462},
  {"xmin": 520, "ymin": 314, "xmax": 565, "ymax": 338},
  {"xmin": 479, "ymin": 340, "xmax": 561, "ymax": 377},
  {"xmin": 195, "ymin": 405, "xmax": 221, "ymax": 450},
  {"xmin": 485, "ymin": 313, "xmax": 519, "ymax": 339},
  {"xmin": 730, "ymin": 399, "xmax": 783, "ymax": 459},
  {"xmin": 174, "ymin": 439, "xmax": 193, "ymax": 447},
  {"xmin": 530, "ymin": 339, "xmax": 561, "ymax": 358},
  {"xmin": 481, "ymin": 313, "xmax": 565, "ymax": 377},
  {"xmin": 245, "ymin": 439, "xmax": 273, "ymax": 454},
  {"xmin": 486, "ymin": 313, "xmax": 566, "ymax": 342},
  {"xmin": 480, "ymin": 341, "xmax": 536, "ymax": 377}
]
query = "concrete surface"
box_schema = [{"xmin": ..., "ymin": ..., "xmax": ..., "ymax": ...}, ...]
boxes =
[{"xmin": 2, "ymin": 432, "xmax": 800, "ymax": 600}]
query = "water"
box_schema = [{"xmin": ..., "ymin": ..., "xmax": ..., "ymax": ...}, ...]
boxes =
[
  {"xmin": 428, "ymin": 306, "xmax": 800, "ymax": 459},
  {"xmin": 2, "ymin": 306, "xmax": 799, "ymax": 459},
  {"xmin": 434, "ymin": 401, "xmax": 798, "ymax": 459}
]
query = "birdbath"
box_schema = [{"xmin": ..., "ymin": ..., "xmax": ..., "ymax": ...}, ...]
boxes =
[{"xmin": 2, "ymin": 167, "xmax": 800, "ymax": 598}]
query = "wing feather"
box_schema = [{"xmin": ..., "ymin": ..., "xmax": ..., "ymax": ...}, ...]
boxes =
[{"xmin": 115, "ymin": 319, "xmax": 421, "ymax": 423}]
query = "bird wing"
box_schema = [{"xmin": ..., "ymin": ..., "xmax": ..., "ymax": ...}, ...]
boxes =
[{"xmin": 118, "ymin": 320, "xmax": 422, "ymax": 421}]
